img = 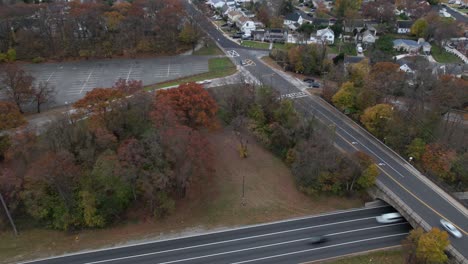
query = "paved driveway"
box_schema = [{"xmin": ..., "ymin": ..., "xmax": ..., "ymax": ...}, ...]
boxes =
[{"xmin": 14, "ymin": 55, "xmax": 212, "ymax": 106}]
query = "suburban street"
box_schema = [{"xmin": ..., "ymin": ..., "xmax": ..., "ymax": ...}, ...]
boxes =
[
  {"xmin": 184, "ymin": 1, "xmax": 468, "ymax": 260},
  {"xmin": 23, "ymin": 206, "xmax": 410, "ymax": 264}
]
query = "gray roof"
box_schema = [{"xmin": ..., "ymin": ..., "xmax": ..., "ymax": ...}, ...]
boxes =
[
  {"xmin": 285, "ymin": 12, "xmax": 301, "ymax": 22},
  {"xmin": 397, "ymin": 20, "xmax": 414, "ymax": 28}
]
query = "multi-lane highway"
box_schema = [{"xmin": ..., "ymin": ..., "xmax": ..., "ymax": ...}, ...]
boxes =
[
  {"xmin": 24, "ymin": 206, "xmax": 410, "ymax": 264},
  {"xmin": 184, "ymin": 0, "xmax": 468, "ymax": 260}
]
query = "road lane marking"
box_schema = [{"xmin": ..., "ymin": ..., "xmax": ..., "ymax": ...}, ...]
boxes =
[
  {"xmin": 79, "ymin": 68, "xmax": 95, "ymax": 94},
  {"xmin": 20, "ymin": 206, "xmax": 392, "ymax": 264},
  {"xmin": 230, "ymin": 233, "xmax": 409, "ymax": 264},
  {"xmin": 319, "ymin": 111, "xmax": 468, "ymax": 236},
  {"xmin": 126, "ymin": 64, "xmax": 134, "ymax": 81},
  {"xmin": 158, "ymin": 229, "xmax": 408, "ymax": 264},
  {"xmin": 81, "ymin": 217, "xmax": 379, "ymax": 264},
  {"xmin": 166, "ymin": 60, "xmax": 171, "ymax": 77}
]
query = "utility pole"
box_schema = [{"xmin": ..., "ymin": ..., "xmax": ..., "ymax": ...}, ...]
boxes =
[{"xmin": 0, "ymin": 191, "xmax": 18, "ymax": 236}]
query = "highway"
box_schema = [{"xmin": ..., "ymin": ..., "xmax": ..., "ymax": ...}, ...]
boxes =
[
  {"xmin": 184, "ymin": 0, "xmax": 468, "ymax": 259},
  {"xmin": 24, "ymin": 206, "xmax": 410, "ymax": 264}
]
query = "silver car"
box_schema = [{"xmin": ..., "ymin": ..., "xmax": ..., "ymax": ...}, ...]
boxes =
[
  {"xmin": 440, "ymin": 219, "xmax": 462, "ymax": 238},
  {"xmin": 376, "ymin": 213, "xmax": 403, "ymax": 224}
]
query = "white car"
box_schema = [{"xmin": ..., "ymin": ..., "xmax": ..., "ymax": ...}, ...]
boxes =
[
  {"xmin": 376, "ymin": 213, "xmax": 404, "ymax": 224},
  {"xmin": 440, "ymin": 219, "xmax": 462, "ymax": 238}
]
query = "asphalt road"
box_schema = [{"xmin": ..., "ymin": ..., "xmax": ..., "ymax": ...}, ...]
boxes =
[
  {"xmin": 437, "ymin": 4, "xmax": 468, "ymax": 23},
  {"xmin": 16, "ymin": 56, "xmax": 211, "ymax": 106},
  {"xmin": 23, "ymin": 206, "xmax": 410, "ymax": 264},
  {"xmin": 185, "ymin": 0, "xmax": 468, "ymax": 259}
]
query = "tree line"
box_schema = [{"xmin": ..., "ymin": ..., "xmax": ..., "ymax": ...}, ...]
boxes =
[
  {"xmin": 211, "ymin": 84, "xmax": 378, "ymax": 197},
  {"xmin": 0, "ymin": 0, "xmax": 199, "ymax": 61},
  {"xmin": 0, "ymin": 81, "xmax": 217, "ymax": 231},
  {"xmin": 324, "ymin": 59, "xmax": 467, "ymax": 190}
]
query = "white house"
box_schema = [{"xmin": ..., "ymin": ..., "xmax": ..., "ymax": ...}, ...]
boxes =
[
  {"xmin": 315, "ymin": 28, "xmax": 335, "ymax": 44},
  {"xmin": 207, "ymin": 0, "xmax": 227, "ymax": 9},
  {"xmin": 237, "ymin": 16, "xmax": 256, "ymax": 36},
  {"xmin": 396, "ymin": 20, "xmax": 413, "ymax": 34},
  {"xmin": 226, "ymin": 10, "xmax": 243, "ymax": 23},
  {"xmin": 283, "ymin": 12, "xmax": 303, "ymax": 31}
]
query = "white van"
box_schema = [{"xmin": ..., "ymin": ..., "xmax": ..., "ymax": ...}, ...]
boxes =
[{"xmin": 376, "ymin": 213, "xmax": 404, "ymax": 224}]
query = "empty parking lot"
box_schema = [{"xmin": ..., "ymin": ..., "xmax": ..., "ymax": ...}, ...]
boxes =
[{"xmin": 14, "ymin": 55, "xmax": 213, "ymax": 105}]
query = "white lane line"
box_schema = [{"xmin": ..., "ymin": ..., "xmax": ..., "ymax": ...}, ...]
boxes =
[
  {"xmin": 231, "ymin": 233, "xmax": 409, "ymax": 264},
  {"xmin": 79, "ymin": 68, "xmax": 95, "ymax": 94},
  {"xmin": 126, "ymin": 64, "xmax": 134, "ymax": 81},
  {"xmin": 46, "ymin": 72, "xmax": 55, "ymax": 83},
  {"xmin": 19, "ymin": 206, "xmax": 391, "ymax": 264},
  {"xmin": 297, "ymin": 99, "xmax": 405, "ymax": 178},
  {"xmin": 81, "ymin": 217, "xmax": 377, "ymax": 264},
  {"xmin": 167, "ymin": 61, "xmax": 171, "ymax": 77}
]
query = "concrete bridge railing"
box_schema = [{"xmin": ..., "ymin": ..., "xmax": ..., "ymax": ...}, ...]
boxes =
[{"xmin": 370, "ymin": 180, "xmax": 468, "ymax": 264}]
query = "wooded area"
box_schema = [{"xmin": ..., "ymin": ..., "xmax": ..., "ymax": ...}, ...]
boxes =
[
  {"xmin": 0, "ymin": 82, "xmax": 216, "ymax": 230},
  {"xmin": 0, "ymin": 0, "xmax": 196, "ymax": 61},
  {"xmin": 323, "ymin": 59, "xmax": 467, "ymax": 190}
]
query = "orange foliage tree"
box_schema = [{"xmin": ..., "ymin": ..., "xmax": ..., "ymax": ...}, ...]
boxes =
[
  {"xmin": 0, "ymin": 101, "xmax": 26, "ymax": 130},
  {"xmin": 155, "ymin": 82, "xmax": 218, "ymax": 129},
  {"xmin": 73, "ymin": 88, "xmax": 125, "ymax": 115},
  {"xmin": 421, "ymin": 143, "xmax": 456, "ymax": 182}
]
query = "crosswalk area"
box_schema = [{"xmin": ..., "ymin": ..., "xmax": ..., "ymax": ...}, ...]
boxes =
[{"xmin": 279, "ymin": 91, "xmax": 308, "ymax": 100}]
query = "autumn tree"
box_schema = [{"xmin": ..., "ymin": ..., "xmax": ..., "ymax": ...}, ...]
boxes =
[
  {"xmin": 73, "ymin": 87, "xmax": 125, "ymax": 116},
  {"xmin": 112, "ymin": 78, "xmax": 142, "ymax": 95},
  {"xmin": 366, "ymin": 62, "xmax": 405, "ymax": 103},
  {"xmin": 357, "ymin": 163, "xmax": 378, "ymax": 189},
  {"xmin": 406, "ymin": 138, "xmax": 426, "ymax": 161},
  {"xmin": 0, "ymin": 101, "xmax": 26, "ymax": 130},
  {"xmin": 0, "ymin": 64, "xmax": 34, "ymax": 113},
  {"xmin": 360, "ymin": 104, "xmax": 394, "ymax": 139},
  {"xmin": 156, "ymin": 82, "xmax": 218, "ymax": 129},
  {"xmin": 335, "ymin": 0, "xmax": 362, "ymax": 18},
  {"xmin": 411, "ymin": 18, "xmax": 428, "ymax": 38},
  {"xmin": 362, "ymin": 0, "xmax": 395, "ymax": 24},
  {"xmin": 404, "ymin": 227, "xmax": 449, "ymax": 264},
  {"xmin": 421, "ymin": 143, "xmax": 456, "ymax": 182},
  {"xmin": 32, "ymin": 81, "xmax": 55, "ymax": 113},
  {"xmin": 22, "ymin": 151, "xmax": 81, "ymax": 230},
  {"xmin": 179, "ymin": 22, "xmax": 200, "ymax": 51},
  {"xmin": 332, "ymin": 81, "xmax": 358, "ymax": 114}
]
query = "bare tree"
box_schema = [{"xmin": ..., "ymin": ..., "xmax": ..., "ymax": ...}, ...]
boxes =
[
  {"xmin": 32, "ymin": 81, "xmax": 56, "ymax": 113},
  {"xmin": 1, "ymin": 64, "xmax": 34, "ymax": 113}
]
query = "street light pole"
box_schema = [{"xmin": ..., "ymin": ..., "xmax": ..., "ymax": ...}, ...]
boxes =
[{"xmin": 0, "ymin": 191, "xmax": 18, "ymax": 236}]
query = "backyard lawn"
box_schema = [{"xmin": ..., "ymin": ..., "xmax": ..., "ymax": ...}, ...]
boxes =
[
  {"xmin": 241, "ymin": 40, "xmax": 270, "ymax": 49},
  {"xmin": 432, "ymin": 45, "xmax": 463, "ymax": 64}
]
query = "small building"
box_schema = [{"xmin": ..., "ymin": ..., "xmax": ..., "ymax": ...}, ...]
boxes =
[
  {"xmin": 396, "ymin": 20, "xmax": 414, "ymax": 34},
  {"xmin": 314, "ymin": 27, "xmax": 335, "ymax": 45},
  {"xmin": 284, "ymin": 12, "xmax": 303, "ymax": 31},
  {"xmin": 393, "ymin": 39, "xmax": 431, "ymax": 54},
  {"xmin": 237, "ymin": 16, "xmax": 256, "ymax": 36},
  {"xmin": 252, "ymin": 28, "xmax": 287, "ymax": 42}
]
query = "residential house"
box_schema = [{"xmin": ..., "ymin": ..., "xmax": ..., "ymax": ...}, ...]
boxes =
[
  {"xmin": 396, "ymin": 20, "xmax": 413, "ymax": 34},
  {"xmin": 252, "ymin": 28, "xmax": 287, "ymax": 42},
  {"xmin": 311, "ymin": 18, "xmax": 334, "ymax": 27},
  {"xmin": 343, "ymin": 19, "xmax": 378, "ymax": 34},
  {"xmin": 226, "ymin": 10, "xmax": 243, "ymax": 23},
  {"xmin": 393, "ymin": 38, "xmax": 431, "ymax": 54},
  {"xmin": 355, "ymin": 27, "xmax": 377, "ymax": 48},
  {"xmin": 287, "ymin": 33, "xmax": 309, "ymax": 44},
  {"xmin": 284, "ymin": 12, "xmax": 303, "ymax": 31},
  {"xmin": 311, "ymin": 27, "xmax": 335, "ymax": 45},
  {"xmin": 207, "ymin": 0, "xmax": 228, "ymax": 9},
  {"xmin": 236, "ymin": 16, "xmax": 256, "ymax": 36}
]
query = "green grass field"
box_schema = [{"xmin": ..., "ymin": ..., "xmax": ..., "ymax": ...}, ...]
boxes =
[
  {"xmin": 192, "ymin": 41, "xmax": 224, "ymax": 56},
  {"xmin": 241, "ymin": 40, "xmax": 270, "ymax": 49},
  {"xmin": 145, "ymin": 57, "xmax": 237, "ymax": 90},
  {"xmin": 431, "ymin": 45, "xmax": 463, "ymax": 64}
]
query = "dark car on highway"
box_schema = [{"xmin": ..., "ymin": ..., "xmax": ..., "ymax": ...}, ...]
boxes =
[{"xmin": 309, "ymin": 235, "xmax": 328, "ymax": 244}]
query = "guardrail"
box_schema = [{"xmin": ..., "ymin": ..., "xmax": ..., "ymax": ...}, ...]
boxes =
[{"xmin": 375, "ymin": 180, "xmax": 467, "ymax": 264}]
